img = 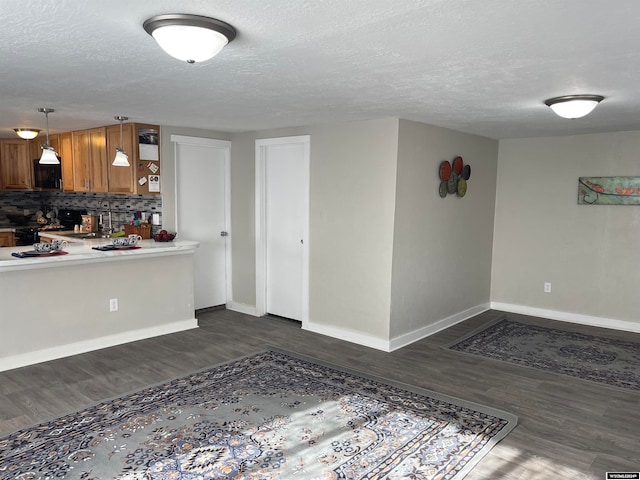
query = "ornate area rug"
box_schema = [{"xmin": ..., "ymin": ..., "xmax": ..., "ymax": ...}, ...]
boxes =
[
  {"xmin": 0, "ymin": 349, "xmax": 516, "ymax": 479},
  {"xmin": 446, "ymin": 317, "xmax": 640, "ymax": 392}
]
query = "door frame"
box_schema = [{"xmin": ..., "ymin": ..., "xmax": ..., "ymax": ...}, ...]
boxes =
[
  {"xmin": 255, "ymin": 135, "xmax": 310, "ymax": 327},
  {"xmin": 171, "ymin": 135, "xmax": 233, "ymax": 305}
]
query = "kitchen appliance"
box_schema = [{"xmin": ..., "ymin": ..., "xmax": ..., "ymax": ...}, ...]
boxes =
[
  {"xmin": 14, "ymin": 227, "xmax": 40, "ymax": 246},
  {"xmin": 33, "ymin": 158, "xmax": 62, "ymax": 189},
  {"xmin": 58, "ymin": 209, "xmax": 87, "ymax": 230},
  {"xmin": 14, "ymin": 224, "xmax": 67, "ymax": 246}
]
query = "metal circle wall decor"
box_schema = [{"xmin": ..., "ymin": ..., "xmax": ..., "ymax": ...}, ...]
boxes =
[
  {"xmin": 439, "ymin": 160, "xmax": 451, "ymax": 181},
  {"xmin": 439, "ymin": 156, "xmax": 471, "ymax": 198}
]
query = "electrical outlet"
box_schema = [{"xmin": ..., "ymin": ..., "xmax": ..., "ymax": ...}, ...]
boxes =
[
  {"xmin": 544, "ymin": 282, "xmax": 552, "ymax": 293},
  {"xmin": 109, "ymin": 298, "xmax": 118, "ymax": 312}
]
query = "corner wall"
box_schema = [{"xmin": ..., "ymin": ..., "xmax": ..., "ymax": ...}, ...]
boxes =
[
  {"xmin": 390, "ymin": 120, "xmax": 499, "ymax": 346},
  {"xmin": 229, "ymin": 119, "xmax": 400, "ymax": 346},
  {"xmin": 492, "ymin": 132, "xmax": 640, "ymax": 329}
]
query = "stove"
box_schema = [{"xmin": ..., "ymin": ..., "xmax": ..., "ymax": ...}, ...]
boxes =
[
  {"xmin": 14, "ymin": 225, "xmax": 68, "ymax": 246},
  {"xmin": 14, "ymin": 226, "xmax": 42, "ymax": 246}
]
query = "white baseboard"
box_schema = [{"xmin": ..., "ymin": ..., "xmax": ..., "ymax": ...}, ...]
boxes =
[
  {"xmin": 304, "ymin": 321, "xmax": 391, "ymax": 352},
  {"xmin": 226, "ymin": 302, "xmax": 259, "ymax": 316},
  {"xmin": 304, "ymin": 304, "xmax": 491, "ymax": 353},
  {"xmin": 389, "ymin": 303, "xmax": 491, "ymax": 351},
  {"xmin": 0, "ymin": 319, "xmax": 199, "ymax": 373},
  {"xmin": 490, "ymin": 302, "xmax": 640, "ymax": 334}
]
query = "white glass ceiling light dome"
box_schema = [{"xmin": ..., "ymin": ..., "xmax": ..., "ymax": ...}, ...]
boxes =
[
  {"xmin": 143, "ymin": 14, "xmax": 236, "ymax": 64},
  {"xmin": 37, "ymin": 108, "xmax": 60, "ymax": 165},
  {"xmin": 545, "ymin": 95, "xmax": 604, "ymax": 119},
  {"xmin": 14, "ymin": 128, "xmax": 40, "ymax": 140}
]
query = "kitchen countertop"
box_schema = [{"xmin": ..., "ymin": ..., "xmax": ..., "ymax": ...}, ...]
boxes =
[
  {"xmin": 0, "ymin": 227, "xmax": 16, "ymax": 233},
  {"xmin": 0, "ymin": 238, "xmax": 199, "ymax": 272}
]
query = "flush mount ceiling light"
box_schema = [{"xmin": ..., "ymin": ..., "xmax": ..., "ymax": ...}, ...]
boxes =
[
  {"xmin": 143, "ymin": 14, "xmax": 236, "ymax": 63},
  {"xmin": 544, "ymin": 95, "xmax": 605, "ymax": 119},
  {"xmin": 112, "ymin": 115, "xmax": 130, "ymax": 167},
  {"xmin": 37, "ymin": 108, "xmax": 59, "ymax": 165},
  {"xmin": 14, "ymin": 128, "xmax": 40, "ymax": 140}
]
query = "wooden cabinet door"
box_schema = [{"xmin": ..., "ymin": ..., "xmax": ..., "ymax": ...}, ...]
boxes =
[
  {"xmin": 106, "ymin": 123, "xmax": 134, "ymax": 193},
  {"xmin": 88, "ymin": 128, "xmax": 108, "ymax": 193},
  {"xmin": 72, "ymin": 130, "xmax": 90, "ymax": 191},
  {"xmin": 59, "ymin": 133, "xmax": 74, "ymax": 191},
  {"xmin": 0, "ymin": 231, "xmax": 16, "ymax": 247},
  {"xmin": 0, "ymin": 139, "xmax": 32, "ymax": 190}
]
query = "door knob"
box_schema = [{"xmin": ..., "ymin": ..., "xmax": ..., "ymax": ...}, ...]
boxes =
[{"xmin": 220, "ymin": 231, "xmax": 228, "ymax": 237}]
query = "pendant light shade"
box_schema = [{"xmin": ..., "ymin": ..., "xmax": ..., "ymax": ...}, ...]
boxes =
[
  {"xmin": 143, "ymin": 14, "xmax": 236, "ymax": 63},
  {"xmin": 544, "ymin": 95, "xmax": 604, "ymax": 119},
  {"xmin": 39, "ymin": 146, "xmax": 59, "ymax": 164},
  {"xmin": 38, "ymin": 108, "xmax": 59, "ymax": 165},
  {"xmin": 14, "ymin": 128, "xmax": 40, "ymax": 140},
  {"xmin": 112, "ymin": 116, "xmax": 130, "ymax": 167}
]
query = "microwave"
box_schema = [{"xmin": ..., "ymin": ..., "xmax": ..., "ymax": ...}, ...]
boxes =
[{"xmin": 33, "ymin": 158, "xmax": 62, "ymax": 190}]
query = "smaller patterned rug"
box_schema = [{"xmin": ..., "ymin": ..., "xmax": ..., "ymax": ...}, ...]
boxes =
[
  {"xmin": 0, "ymin": 349, "xmax": 517, "ymax": 479},
  {"xmin": 446, "ymin": 317, "xmax": 640, "ymax": 392}
]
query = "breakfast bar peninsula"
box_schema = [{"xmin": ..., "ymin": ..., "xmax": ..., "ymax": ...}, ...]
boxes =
[{"xmin": 0, "ymin": 238, "xmax": 199, "ymax": 372}]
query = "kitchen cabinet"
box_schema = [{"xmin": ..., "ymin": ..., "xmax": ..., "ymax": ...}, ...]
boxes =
[
  {"xmin": 59, "ymin": 133, "xmax": 74, "ymax": 191},
  {"xmin": 0, "ymin": 139, "xmax": 32, "ymax": 190},
  {"xmin": 28, "ymin": 134, "xmax": 60, "ymax": 160},
  {"xmin": 106, "ymin": 123, "xmax": 135, "ymax": 193},
  {"xmin": 72, "ymin": 127, "xmax": 108, "ymax": 192},
  {"xmin": 106, "ymin": 123, "xmax": 160, "ymax": 194},
  {"xmin": 0, "ymin": 231, "xmax": 16, "ymax": 247}
]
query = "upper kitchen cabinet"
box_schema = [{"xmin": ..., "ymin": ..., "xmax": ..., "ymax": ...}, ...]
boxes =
[
  {"xmin": 0, "ymin": 139, "xmax": 32, "ymax": 190},
  {"xmin": 28, "ymin": 134, "xmax": 59, "ymax": 160},
  {"xmin": 59, "ymin": 133, "xmax": 74, "ymax": 191},
  {"xmin": 106, "ymin": 123, "xmax": 160, "ymax": 194},
  {"xmin": 27, "ymin": 133, "xmax": 73, "ymax": 191},
  {"xmin": 72, "ymin": 127, "xmax": 108, "ymax": 192},
  {"xmin": 106, "ymin": 123, "xmax": 135, "ymax": 193}
]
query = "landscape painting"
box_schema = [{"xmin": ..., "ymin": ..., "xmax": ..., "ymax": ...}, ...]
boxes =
[{"xmin": 578, "ymin": 176, "xmax": 640, "ymax": 205}]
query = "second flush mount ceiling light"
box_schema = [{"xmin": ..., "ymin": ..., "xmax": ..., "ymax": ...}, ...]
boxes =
[
  {"xmin": 544, "ymin": 94, "xmax": 604, "ymax": 119},
  {"xmin": 143, "ymin": 14, "xmax": 237, "ymax": 64}
]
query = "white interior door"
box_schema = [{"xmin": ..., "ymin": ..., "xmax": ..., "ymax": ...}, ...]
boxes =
[
  {"xmin": 266, "ymin": 144, "xmax": 305, "ymax": 319},
  {"xmin": 173, "ymin": 136, "xmax": 231, "ymax": 310},
  {"xmin": 256, "ymin": 136, "xmax": 310, "ymax": 324}
]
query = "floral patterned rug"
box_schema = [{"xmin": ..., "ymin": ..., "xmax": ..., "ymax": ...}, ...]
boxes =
[
  {"xmin": 446, "ymin": 317, "xmax": 640, "ymax": 392},
  {"xmin": 0, "ymin": 349, "xmax": 516, "ymax": 479}
]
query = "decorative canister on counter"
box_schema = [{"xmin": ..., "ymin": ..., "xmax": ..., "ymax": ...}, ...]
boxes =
[{"xmin": 81, "ymin": 215, "xmax": 99, "ymax": 233}]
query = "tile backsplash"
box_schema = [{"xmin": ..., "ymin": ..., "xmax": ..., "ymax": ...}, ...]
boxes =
[{"xmin": 0, "ymin": 191, "xmax": 162, "ymax": 232}]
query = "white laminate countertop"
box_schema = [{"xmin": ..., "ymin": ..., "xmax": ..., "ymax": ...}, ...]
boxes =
[
  {"xmin": 0, "ymin": 228, "xmax": 16, "ymax": 233},
  {"xmin": 0, "ymin": 238, "xmax": 199, "ymax": 272}
]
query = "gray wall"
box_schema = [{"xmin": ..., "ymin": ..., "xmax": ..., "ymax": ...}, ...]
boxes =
[
  {"xmin": 229, "ymin": 119, "xmax": 399, "ymax": 342},
  {"xmin": 492, "ymin": 131, "xmax": 640, "ymax": 326},
  {"xmin": 390, "ymin": 119, "xmax": 499, "ymax": 338}
]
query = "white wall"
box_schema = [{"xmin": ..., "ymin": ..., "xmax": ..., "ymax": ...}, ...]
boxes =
[
  {"xmin": 390, "ymin": 120, "xmax": 499, "ymax": 342},
  {"xmin": 1, "ymin": 252, "xmax": 197, "ymax": 371},
  {"xmin": 229, "ymin": 119, "xmax": 399, "ymax": 345},
  {"xmin": 492, "ymin": 131, "xmax": 640, "ymax": 328}
]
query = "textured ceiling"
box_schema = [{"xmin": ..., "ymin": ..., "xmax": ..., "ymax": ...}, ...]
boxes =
[{"xmin": 2, "ymin": 0, "xmax": 640, "ymax": 140}]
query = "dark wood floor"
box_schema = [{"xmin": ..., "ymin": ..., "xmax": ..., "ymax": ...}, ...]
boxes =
[{"xmin": 1, "ymin": 308, "xmax": 638, "ymax": 479}]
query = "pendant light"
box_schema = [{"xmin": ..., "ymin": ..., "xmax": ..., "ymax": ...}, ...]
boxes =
[
  {"xmin": 112, "ymin": 116, "xmax": 130, "ymax": 167},
  {"xmin": 14, "ymin": 128, "xmax": 40, "ymax": 140},
  {"xmin": 143, "ymin": 14, "xmax": 236, "ymax": 63},
  {"xmin": 38, "ymin": 108, "xmax": 59, "ymax": 165},
  {"xmin": 544, "ymin": 95, "xmax": 604, "ymax": 119}
]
